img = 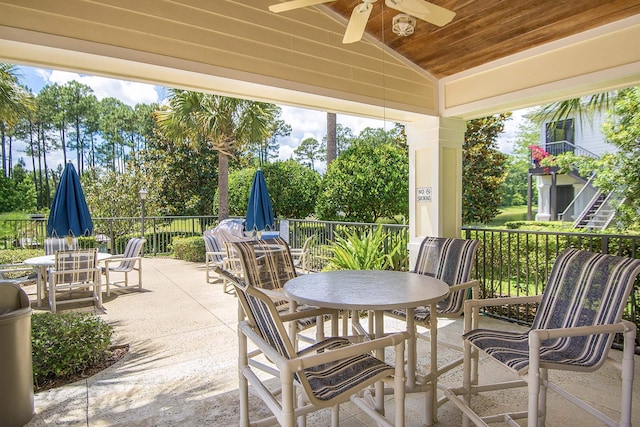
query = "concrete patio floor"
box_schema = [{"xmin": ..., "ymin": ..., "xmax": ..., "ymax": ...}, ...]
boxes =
[{"xmin": 23, "ymin": 257, "xmax": 640, "ymax": 426}]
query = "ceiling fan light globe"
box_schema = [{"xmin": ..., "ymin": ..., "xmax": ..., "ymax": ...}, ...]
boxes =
[{"xmin": 392, "ymin": 13, "xmax": 416, "ymax": 36}]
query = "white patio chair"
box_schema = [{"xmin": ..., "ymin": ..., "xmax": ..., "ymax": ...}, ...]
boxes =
[
  {"xmin": 102, "ymin": 238, "xmax": 145, "ymax": 296},
  {"xmin": 203, "ymin": 233, "xmax": 237, "ymax": 293},
  {"xmin": 445, "ymin": 248, "xmax": 640, "ymax": 427},
  {"xmin": 225, "ymin": 270, "xmax": 406, "ymax": 427},
  {"xmin": 44, "ymin": 237, "xmax": 78, "ymax": 254},
  {"xmin": 226, "ymin": 237, "xmax": 333, "ymax": 346},
  {"xmin": 48, "ymin": 248, "xmax": 101, "ymax": 313},
  {"xmin": 383, "ymin": 236, "xmax": 480, "ymax": 398},
  {"xmin": 0, "ymin": 263, "xmax": 36, "ymax": 286},
  {"xmin": 290, "ymin": 235, "xmax": 314, "ymax": 273}
]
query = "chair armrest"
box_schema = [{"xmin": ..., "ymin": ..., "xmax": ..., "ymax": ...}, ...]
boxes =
[
  {"xmin": 104, "ymin": 256, "xmax": 142, "ymax": 268},
  {"xmin": 464, "ymin": 294, "xmax": 543, "ymax": 310},
  {"xmin": 449, "ymin": 279, "xmax": 479, "ymax": 293},
  {"xmin": 260, "ymin": 287, "xmax": 288, "ymax": 302},
  {"xmin": 240, "ymin": 319, "xmax": 405, "ymax": 378},
  {"xmin": 530, "ymin": 322, "xmax": 630, "ymax": 341},
  {"xmin": 292, "ymin": 332, "xmax": 407, "ymax": 371},
  {"xmin": 279, "ymin": 307, "xmax": 339, "ymax": 322},
  {"xmin": 0, "ymin": 264, "xmax": 35, "ymax": 274},
  {"xmin": 206, "ymin": 251, "xmax": 227, "ymax": 257},
  {"xmin": 464, "ymin": 294, "xmax": 543, "ymax": 332}
]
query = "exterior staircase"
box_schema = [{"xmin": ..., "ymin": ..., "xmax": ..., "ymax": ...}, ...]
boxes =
[{"xmin": 572, "ymin": 191, "xmax": 621, "ymax": 230}]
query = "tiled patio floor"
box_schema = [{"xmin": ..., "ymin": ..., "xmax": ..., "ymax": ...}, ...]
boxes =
[{"xmin": 23, "ymin": 257, "xmax": 640, "ymax": 426}]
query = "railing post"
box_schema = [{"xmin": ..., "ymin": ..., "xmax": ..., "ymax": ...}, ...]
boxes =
[
  {"xmin": 153, "ymin": 218, "xmax": 157, "ymax": 256},
  {"xmin": 109, "ymin": 219, "xmax": 115, "ymax": 254}
]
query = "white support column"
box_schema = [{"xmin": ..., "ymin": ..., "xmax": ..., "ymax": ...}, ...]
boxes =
[{"xmin": 407, "ymin": 116, "xmax": 466, "ymax": 267}]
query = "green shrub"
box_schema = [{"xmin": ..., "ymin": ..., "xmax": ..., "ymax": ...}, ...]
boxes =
[
  {"xmin": 114, "ymin": 231, "xmax": 200, "ymax": 254},
  {"xmin": 77, "ymin": 236, "xmax": 98, "ymax": 248},
  {"xmin": 172, "ymin": 236, "xmax": 205, "ymax": 262},
  {"xmin": 0, "ymin": 248, "xmax": 42, "ymax": 263},
  {"xmin": 323, "ymin": 226, "xmax": 400, "ymax": 271},
  {"xmin": 32, "ymin": 312, "xmax": 114, "ymax": 387}
]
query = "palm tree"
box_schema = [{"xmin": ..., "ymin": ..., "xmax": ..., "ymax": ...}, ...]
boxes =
[
  {"xmin": 0, "ymin": 63, "xmax": 34, "ymax": 177},
  {"xmin": 155, "ymin": 90, "xmax": 278, "ymax": 219},
  {"xmin": 531, "ymin": 91, "xmax": 615, "ymax": 128}
]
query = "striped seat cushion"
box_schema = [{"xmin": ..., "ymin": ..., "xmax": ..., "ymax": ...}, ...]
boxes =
[
  {"xmin": 203, "ymin": 234, "xmax": 226, "ymax": 263},
  {"xmin": 302, "ymin": 354, "xmax": 393, "ymax": 402},
  {"xmin": 466, "ymin": 248, "xmax": 640, "ymax": 375},
  {"xmin": 108, "ymin": 238, "xmax": 145, "ymax": 272},
  {"xmin": 297, "ymin": 337, "xmax": 394, "ymax": 402}
]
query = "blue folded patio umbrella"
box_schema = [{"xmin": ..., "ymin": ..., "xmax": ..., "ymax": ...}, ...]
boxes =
[
  {"xmin": 47, "ymin": 162, "xmax": 93, "ymax": 237},
  {"xmin": 245, "ymin": 169, "xmax": 275, "ymax": 233}
]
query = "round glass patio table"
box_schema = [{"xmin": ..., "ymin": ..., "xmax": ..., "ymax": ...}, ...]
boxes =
[
  {"xmin": 24, "ymin": 252, "xmax": 112, "ymax": 307},
  {"xmin": 284, "ymin": 270, "xmax": 449, "ymax": 424}
]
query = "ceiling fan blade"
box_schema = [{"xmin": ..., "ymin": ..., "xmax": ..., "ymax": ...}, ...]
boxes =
[
  {"xmin": 385, "ymin": 0, "xmax": 455, "ymax": 27},
  {"xmin": 269, "ymin": 0, "xmax": 332, "ymax": 13},
  {"xmin": 342, "ymin": 2, "xmax": 374, "ymax": 44}
]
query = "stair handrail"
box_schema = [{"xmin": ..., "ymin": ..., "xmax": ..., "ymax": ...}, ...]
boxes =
[
  {"xmin": 559, "ymin": 173, "xmax": 597, "ymax": 223},
  {"xmin": 586, "ymin": 192, "xmax": 625, "ymax": 230},
  {"xmin": 572, "ymin": 188, "xmax": 604, "ymax": 228}
]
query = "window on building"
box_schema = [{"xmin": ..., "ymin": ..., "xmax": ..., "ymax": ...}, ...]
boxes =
[{"xmin": 545, "ymin": 119, "xmax": 574, "ymax": 155}]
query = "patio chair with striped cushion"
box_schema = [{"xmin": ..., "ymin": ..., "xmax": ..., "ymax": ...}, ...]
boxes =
[
  {"xmin": 222, "ymin": 269, "xmax": 406, "ymax": 427},
  {"xmin": 48, "ymin": 248, "xmax": 101, "ymax": 313},
  {"xmin": 226, "ymin": 237, "xmax": 334, "ymax": 345},
  {"xmin": 102, "ymin": 238, "xmax": 145, "ymax": 296},
  {"xmin": 383, "ymin": 237, "xmax": 480, "ymax": 388},
  {"xmin": 203, "ymin": 232, "xmax": 241, "ymax": 293},
  {"xmin": 445, "ymin": 248, "xmax": 640, "ymax": 427}
]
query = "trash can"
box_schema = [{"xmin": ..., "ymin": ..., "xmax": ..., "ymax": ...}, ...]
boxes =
[{"xmin": 0, "ymin": 282, "xmax": 34, "ymax": 427}]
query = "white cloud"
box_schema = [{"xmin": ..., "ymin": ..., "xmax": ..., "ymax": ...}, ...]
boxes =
[
  {"xmin": 38, "ymin": 69, "xmax": 159, "ymax": 106},
  {"xmin": 276, "ymin": 106, "xmax": 390, "ymax": 161},
  {"xmin": 496, "ymin": 108, "xmax": 531, "ymax": 154}
]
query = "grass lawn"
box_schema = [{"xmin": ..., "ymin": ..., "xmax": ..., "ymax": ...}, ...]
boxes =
[{"xmin": 488, "ymin": 205, "xmax": 536, "ymax": 226}]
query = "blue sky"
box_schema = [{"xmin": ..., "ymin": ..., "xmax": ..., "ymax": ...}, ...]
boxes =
[{"xmin": 13, "ymin": 65, "xmax": 524, "ymax": 171}]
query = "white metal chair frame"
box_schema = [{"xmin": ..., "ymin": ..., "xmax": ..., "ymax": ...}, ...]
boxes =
[
  {"xmin": 228, "ymin": 271, "xmax": 407, "ymax": 427},
  {"xmin": 381, "ymin": 236, "xmax": 480, "ymax": 414},
  {"xmin": 48, "ymin": 248, "xmax": 102, "ymax": 313},
  {"xmin": 0, "ymin": 263, "xmax": 35, "ymax": 286},
  {"xmin": 444, "ymin": 248, "xmax": 640, "ymax": 427},
  {"xmin": 103, "ymin": 238, "xmax": 145, "ymax": 296},
  {"xmin": 226, "ymin": 237, "xmax": 328, "ymax": 347},
  {"xmin": 203, "ymin": 233, "xmax": 239, "ymax": 293},
  {"xmin": 290, "ymin": 235, "xmax": 314, "ymax": 273}
]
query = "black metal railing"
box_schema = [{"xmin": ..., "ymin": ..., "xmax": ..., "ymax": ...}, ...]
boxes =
[{"xmin": 2, "ymin": 215, "xmax": 639, "ymax": 345}]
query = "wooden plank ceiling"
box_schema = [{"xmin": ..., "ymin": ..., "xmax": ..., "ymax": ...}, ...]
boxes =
[{"xmin": 301, "ymin": 0, "xmax": 640, "ymax": 79}]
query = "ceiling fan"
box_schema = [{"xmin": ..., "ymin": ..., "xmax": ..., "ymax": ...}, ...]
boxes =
[{"xmin": 269, "ymin": 0, "xmax": 455, "ymax": 44}]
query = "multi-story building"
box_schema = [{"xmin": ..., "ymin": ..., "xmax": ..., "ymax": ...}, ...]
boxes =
[{"xmin": 529, "ymin": 108, "xmax": 619, "ymax": 229}]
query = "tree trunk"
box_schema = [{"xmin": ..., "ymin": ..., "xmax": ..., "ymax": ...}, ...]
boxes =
[
  {"xmin": 75, "ymin": 119, "xmax": 82, "ymax": 174},
  {"xmin": 218, "ymin": 152, "xmax": 229, "ymax": 220},
  {"xmin": 40, "ymin": 127, "xmax": 51, "ymax": 207},
  {"xmin": 60, "ymin": 126, "xmax": 67, "ymax": 164},
  {"xmin": 36, "ymin": 124, "xmax": 44, "ymax": 209},
  {"xmin": 29, "ymin": 128, "xmax": 39, "ymax": 209},
  {"xmin": 1, "ymin": 122, "xmax": 6, "ymax": 177},
  {"xmin": 8, "ymin": 135, "xmax": 12, "ymax": 177},
  {"xmin": 326, "ymin": 112, "xmax": 337, "ymax": 166}
]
